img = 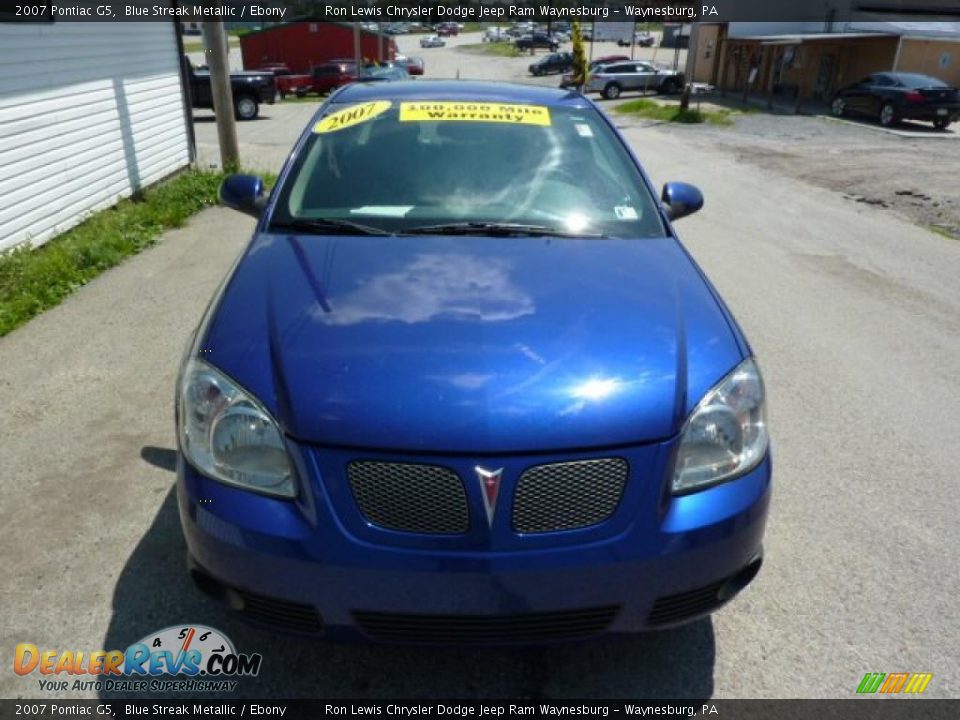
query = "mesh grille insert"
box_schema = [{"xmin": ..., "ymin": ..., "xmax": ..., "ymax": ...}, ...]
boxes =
[
  {"xmin": 348, "ymin": 461, "xmax": 469, "ymax": 534},
  {"xmin": 512, "ymin": 458, "xmax": 628, "ymax": 533},
  {"xmin": 353, "ymin": 606, "xmax": 619, "ymax": 644}
]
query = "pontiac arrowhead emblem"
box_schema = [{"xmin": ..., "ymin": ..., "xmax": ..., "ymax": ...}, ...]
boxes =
[{"xmin": 475, "ymin": 466, "xmax": 504, "ymax": 527}]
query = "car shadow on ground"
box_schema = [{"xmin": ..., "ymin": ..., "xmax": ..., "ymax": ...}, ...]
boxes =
[
  {"xmin": 100, "ymin": 451, "xmax": 716, "ymax": 700},
  {"xmin": 824, "ymin": 114, "xmax": 956, "ymax": 136}
]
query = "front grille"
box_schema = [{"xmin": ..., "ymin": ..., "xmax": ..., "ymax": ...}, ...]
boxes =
[
  {"xmin": 354, "ymin": 606, "xmax": 619, "ymax": 644},
  {"xmin": 348, "ymin": 461, "xmax": 469, "ymax": 534},
  {"xmin": 235, "ymin": 589, "xmax": 324, "ymax": 634},
  {"xmin": 512, "ymin": 458, "xmax": 628, "ymax": 533}
]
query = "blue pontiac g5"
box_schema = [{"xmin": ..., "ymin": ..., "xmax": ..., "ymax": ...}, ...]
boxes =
[{"xmin": 176, "ymin": 82, "xmax": 771, "ymax": 643}]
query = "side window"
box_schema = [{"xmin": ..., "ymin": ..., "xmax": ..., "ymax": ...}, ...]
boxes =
[{"xmin": 872, "ymin": 74, "xmax": 893, "ymax": 87}]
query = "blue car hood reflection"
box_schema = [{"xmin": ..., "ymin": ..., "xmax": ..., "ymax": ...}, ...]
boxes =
[{"xmin": 201, "ymin": 233, "xmax": 745, "ymax": 453}]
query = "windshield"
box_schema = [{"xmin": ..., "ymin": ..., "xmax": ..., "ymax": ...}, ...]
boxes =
[{"xmin": 271, "ymin": 99, "xmax": 666, "ymax": 238}]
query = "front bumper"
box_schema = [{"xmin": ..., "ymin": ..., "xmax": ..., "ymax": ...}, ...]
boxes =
[{"xmin": 177, "ymin": 440, "xmax": 771, "ymax": 644}]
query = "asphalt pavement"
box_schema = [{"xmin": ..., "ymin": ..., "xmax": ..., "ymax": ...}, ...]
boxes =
[{"xmin": 2, "ymin": 33, "xmax": 958, "ymax": 700}]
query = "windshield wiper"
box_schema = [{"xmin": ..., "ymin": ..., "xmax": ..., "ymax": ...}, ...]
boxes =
[
  {"xmin": 401, "ymin": 222, "xmax": 607, "ymax": 239},
  {"xmin": 270, "ymin": 218, "xmax": 393, "ymax": 236}
]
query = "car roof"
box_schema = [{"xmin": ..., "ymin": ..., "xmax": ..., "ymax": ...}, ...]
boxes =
[
  {"xmin": 887, "ymin": 71, "xmax": 947, "ymax": 86},
  {"xmin": 331, "ymin": 80, "xmax": 591, "ymax": 108}
]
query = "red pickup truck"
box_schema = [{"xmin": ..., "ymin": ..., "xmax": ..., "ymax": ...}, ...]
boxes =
[{"xmin": 255, "ymin": 63, "xmax": 311, "ymax": 99}]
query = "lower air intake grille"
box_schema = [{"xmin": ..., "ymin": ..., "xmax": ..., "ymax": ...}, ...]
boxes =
[
  {"xmin": 234, "ymin": 589, "xmax": 323, "ymax": 634},
  {"xmin": 348, "ymin": 461, "xmax": 469, "ymax": 534},
  {"xmin": 353, "ymin": 606, "xmax": 620, "ymax": 644},
  {"xmin": 512, "ymin": 458, "xmax": 628, "ymax": 533},
  {"xmin": 648, "ymin": 558, "xmax": 763, "ymax": 626},
  {"xmin": 647, "ymin": 580, "xmax": 726, "ymax": 626}
]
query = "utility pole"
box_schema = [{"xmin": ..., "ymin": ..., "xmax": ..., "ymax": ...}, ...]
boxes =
[
  {"xmin": 680, "ymin": 23, "xmax": 700, "ymax": 111},
  {"xmin": 354, "ymin": 23, "xmax": 362, "ymax": 71},
  {"xmin": 202, "ymin": 21, "xmax": 239, "ymax": 170}
]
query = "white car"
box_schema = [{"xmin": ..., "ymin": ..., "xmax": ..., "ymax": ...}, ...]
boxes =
[
  {"xmin": 420, "ymin": 35, "xmax": 446, "ymax": 48},
  {"xmin": 484, "ymin": 27, "xmax": 509, "ymax": 42}
]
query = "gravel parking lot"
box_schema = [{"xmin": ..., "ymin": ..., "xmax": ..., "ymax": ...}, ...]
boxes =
[{"xmin": 4, "ymin": 31, "xmax": 959, "ymax": 701}]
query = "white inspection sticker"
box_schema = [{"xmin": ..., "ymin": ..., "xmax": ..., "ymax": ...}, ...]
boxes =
[
  {"xmin": 350, "ymin": 206, "xmax": 414, "ymax": 217},
  {"xmin": 615, "ymin": 206, "xmax": 639, "ymax": 220},
  {"xmin": 575, "ymin": 123, "xmax": 594, "ymax": 138}
]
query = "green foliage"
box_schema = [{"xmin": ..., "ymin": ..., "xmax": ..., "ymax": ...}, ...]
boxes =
[
  {"xmin": 615, "ymin": 99, "xmax": 736, "ymax": 125},
  {"xmin": 0, "ymin": 170, "xmax": 274, "ymax": 337},
  {"xmin": 459, "ymin": 42, "xmax": 521, "ymax": 57},
  {"xmin": 570, "ymin": 21, "xmax": 589, "ymax": 91}
]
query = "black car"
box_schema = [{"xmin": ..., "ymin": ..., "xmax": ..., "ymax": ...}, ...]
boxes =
[
  {"xmin": 831, "ymin": 72, "xmax": 960, "ymax": 130},
  {"xmin": 529, "ymin": 52, "xmax": 573, "ymax": 76},
  {"xmin": 515, "ymin": 33, "xmax": 560, "ymax": 52}
]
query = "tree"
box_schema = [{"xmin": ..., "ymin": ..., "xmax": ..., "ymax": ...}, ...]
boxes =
[{"xmin": 570, "ymin": 21, "xmax": 588, "ymax": 92}]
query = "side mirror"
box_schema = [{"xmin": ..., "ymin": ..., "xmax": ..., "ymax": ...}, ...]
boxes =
[
  {"xmin": 219, "ymin": 174, "xmax": 268, "ymax": 218},
  {"xmin": 661, "ymin": 182, "xmax": 704, "ymax": 221}
]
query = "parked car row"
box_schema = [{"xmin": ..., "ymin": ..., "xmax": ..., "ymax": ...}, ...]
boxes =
[
  {"xmin": 253, "ymin": 56, "xmax": 424, "ymax": 99},
  {"xmin": 362, "ymin": 22, "xmax": 458, "ymax": 35}
]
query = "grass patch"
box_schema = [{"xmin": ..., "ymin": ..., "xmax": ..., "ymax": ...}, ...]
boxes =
[
  {"xmin": 182, "ymin": 35, "xmax": 238, "ymax": 53},
  {"xmin": 0, "ymin": 170, "xmax": 272, "ymax": 337},
  {"xmin": 279, "ymin": 93, "xmax": 325, "ymax": 104},
  {"xmin": 615, "ymin": 98, "xmax": 736, "ymax": 126},
  {"xmin": 458, "ymin": 42, "xmax": 522, "ymax": 58},
  {"xmin": 926, "ymin": 224, "xmax": 958, "ymax": 240}
]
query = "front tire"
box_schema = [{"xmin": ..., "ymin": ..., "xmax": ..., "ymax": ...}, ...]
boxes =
[
  {"xmin": 831, "ymin": 96, "xmax": 845, "ymax": 116},
  {"xmin": 879, "ymin": 102, "xmax": 896, "ymax": 127},
  {"xmin": 603, "ymin": 83, "xmax": 622, "ymax": 100},
  {"xmin": 933, "ymin": 117, "xmax": 951, "ymax": 130},
  {"xmin": 661, "ymin": 78, "xmax": 680, "ymax": 95}
]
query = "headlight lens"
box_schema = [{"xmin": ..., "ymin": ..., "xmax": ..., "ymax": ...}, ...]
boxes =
[
  {"xmin": 672, "ymin": 357, "xmax": 768, "ymax": 494},
  {"xmin": 179, "ymin": 358, "xmax": 295, "ymax": 498}
]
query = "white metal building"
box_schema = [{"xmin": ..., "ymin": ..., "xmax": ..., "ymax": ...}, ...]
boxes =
[{"xmin": 0, "ymin": 21, "xmax": 192, "ymax": 253}]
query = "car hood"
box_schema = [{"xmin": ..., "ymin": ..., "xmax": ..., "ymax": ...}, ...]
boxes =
[{"xmin": 201, "ymin": 234, "xmax": 745, "ymax": 453}]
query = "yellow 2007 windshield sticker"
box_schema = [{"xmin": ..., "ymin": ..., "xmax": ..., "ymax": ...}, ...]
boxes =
[
  {"xmin": 314, "ymin": 101, "xmax": 391, "ymax": 134},
  {"xmin": 399, "ymin": 102, "xmax": 551, "ymax": 126}
]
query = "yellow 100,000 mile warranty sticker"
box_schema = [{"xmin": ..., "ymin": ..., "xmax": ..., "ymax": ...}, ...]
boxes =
[
  {"xmin": 314, "ymin": 101, "xmax": 392, "ymax": 134},
  {"xmin": 399, "ymin": 102, "xmax": 551, "ymax": 126}
]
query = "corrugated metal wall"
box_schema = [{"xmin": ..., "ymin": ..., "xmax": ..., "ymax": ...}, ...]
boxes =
[{"xmin": 0, "ymin": 21, "xmax": 191, "ymax": 253}]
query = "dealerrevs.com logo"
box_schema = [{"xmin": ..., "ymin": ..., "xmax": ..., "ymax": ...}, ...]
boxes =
[{"xmin": 14, "ymin": 625, "xmax": 262, "ymax": 693}]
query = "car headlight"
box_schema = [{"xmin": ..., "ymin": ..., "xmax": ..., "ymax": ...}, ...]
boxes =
[
  {"xmin": 178, "ymin": 358, "xmax": 296, "ymax": 498},
  {"xmin": 672, "ymin": 357, "xmax": 768, "ymax": 494}
]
